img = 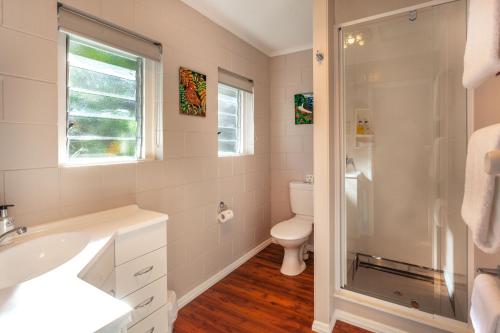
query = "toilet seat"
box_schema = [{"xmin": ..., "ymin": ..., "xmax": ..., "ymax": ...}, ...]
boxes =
[{"xmin": 271, "ymin": 216, "xmax": 313, "ymax": 240}]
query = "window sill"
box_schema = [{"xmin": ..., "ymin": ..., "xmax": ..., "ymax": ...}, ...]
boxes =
[
  {"xmin": 61, "ymin": 157, "xmax": 157, "ymax": 168},
  {"xmin": 218, "ymin": 152, "xmax": 254, "ymax": 158}
]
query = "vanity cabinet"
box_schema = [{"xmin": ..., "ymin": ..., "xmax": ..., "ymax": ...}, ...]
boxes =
[
  {"xmin": 80, "ymin": 220, "xmax": 168, "ymax": 333},
  {"xmin": 116, "ymin": 221, "xmax": 168, "ymax": 332},
  {"xmin": 115, "ymin": 248, "xmax": 167, "ymax": 299},
  {"xmin": 127, "ymin": 305, "xmax": 169, "ymax": 333}
]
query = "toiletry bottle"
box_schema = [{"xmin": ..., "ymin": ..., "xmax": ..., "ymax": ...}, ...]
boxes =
[
  {"xmin": 356, "ymin": 120, "xmax": 365, "ymax": 135},
  {"xmin": 364, "ymin": 119, "xmax": 371, "ymax": 134}
]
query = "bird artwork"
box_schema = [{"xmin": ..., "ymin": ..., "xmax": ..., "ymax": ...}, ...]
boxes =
[
  {"xmin": 294, "ymin": 93, "xmax": 314, "ymax": 124},
  {"xmin": 179, "ymin": 67, "xmax": 207, "ymax": 117}
]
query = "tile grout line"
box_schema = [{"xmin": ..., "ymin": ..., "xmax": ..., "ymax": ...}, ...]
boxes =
[
  {"xmin": 0, "ymin": 23, "xmax": 58, "ymax": 43},
  {"xmin": 1, "ymin": 171, "xmax": 5, "ymax": 205},
  {"xmin": 0, "ymin": 71, "xmax": 57, "ymax": 85},
  {"xmin": 1, "ymin": 77, "xmax": 4, "ymax": 121}
]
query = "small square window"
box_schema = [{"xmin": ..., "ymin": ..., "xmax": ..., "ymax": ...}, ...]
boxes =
[{"xmin": 217, "ymin": 83, "xmax": 254, "ymax": 156}]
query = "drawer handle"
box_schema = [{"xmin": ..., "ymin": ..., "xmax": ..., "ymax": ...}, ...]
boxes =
[
  {"xmin": 134, "ymin": 296, "xmax": 154, "ymax": 309},
  {"xmin": 134, "ymin": 265, "xmax": 154, "ymax": 277},
  {"xmin": 145, "ymin": 328, "xmax": 155, "ymax": 333}
]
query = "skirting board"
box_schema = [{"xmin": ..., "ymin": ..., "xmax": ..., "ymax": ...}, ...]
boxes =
[
  {"xmin": 312, "ymin": 318, "xmax": 335, "ymax": 333},
  {"xmin": 177, "ymin": 238, "xmax": 273, "ymax": 309},
  {"xmin": 332, "ymin": 310, "xmax": 407, "ymax": 333},
  {"xmin": 312, "ymin": 310, "xmax": 406, "ymax": 333}
]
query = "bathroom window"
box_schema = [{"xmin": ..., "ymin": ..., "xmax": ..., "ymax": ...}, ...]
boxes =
[
  {"xmin": 218, "ymin": 69, "xmax": 254, "ymax": 156},
  {"xmin": 66, "ymin": 37, "xmax": 144, "ymax": 161},
  {"xmin": 58, "ymin": 5, "xmax": 163, "ymax": 164}
]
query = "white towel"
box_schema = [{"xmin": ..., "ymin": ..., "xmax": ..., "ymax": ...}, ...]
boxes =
[
  {"xmin": 461, "ymin": 123, "xmax": 500, "ymax": 253},
  {"xmin": 471, "ymin": 274, "xmax": 500, "ymax": 333},
  {"xmin": 463, "ymin": 0, "xmax": 500, "ymax": 89}
]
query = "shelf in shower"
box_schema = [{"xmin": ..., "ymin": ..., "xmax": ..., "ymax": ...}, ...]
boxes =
[{"xmin": 355, "ymin": 134, "xmax": 374, "ymax": 148}]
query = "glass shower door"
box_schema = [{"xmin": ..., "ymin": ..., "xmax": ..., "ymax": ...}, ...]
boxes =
[{"xmin": 340, "ymin": 0, "xmax": 468, "ymax": 321}]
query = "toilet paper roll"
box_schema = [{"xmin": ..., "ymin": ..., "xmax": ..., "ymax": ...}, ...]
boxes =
[{"xmin": 217, "ymin": 209, "xmax": 234, "ymax": 224}]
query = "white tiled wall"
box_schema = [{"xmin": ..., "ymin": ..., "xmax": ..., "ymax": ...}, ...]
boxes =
[
  {"xmin": 0, "ymin": 0, "xmax": 271, "ymax": 299},
  {"xmin": 269, "ymin": 50, "xmax": 313, "ymax": 225}
]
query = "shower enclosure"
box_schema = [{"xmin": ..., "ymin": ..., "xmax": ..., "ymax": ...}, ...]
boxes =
[{"xmin": 340, "ymin": 0, "xmax": 468, "ymax": 321}]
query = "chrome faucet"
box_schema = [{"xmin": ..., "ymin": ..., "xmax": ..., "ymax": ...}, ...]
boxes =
[
  {"xmin": 0, "ymin": 204, "xmax": 27, "ymax": 245},
  {"xmin": 0, "ymin": 226, "xmax": 27, "ymax": 245}
]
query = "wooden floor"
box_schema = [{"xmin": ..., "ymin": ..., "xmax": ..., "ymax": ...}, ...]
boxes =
[{"xmin": 174, "ymin": 244, "xmax": 371, "ymax": 333}]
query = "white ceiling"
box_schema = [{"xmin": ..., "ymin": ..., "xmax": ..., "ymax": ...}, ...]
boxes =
[{"xmin": 180, "ymin": 0, "xmax": 312, "ymax": 57}]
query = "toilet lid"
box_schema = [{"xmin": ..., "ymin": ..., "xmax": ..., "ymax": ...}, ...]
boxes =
[{"xmin": 271, "ymin": 218, "xmax": 313, "ymax": 240}]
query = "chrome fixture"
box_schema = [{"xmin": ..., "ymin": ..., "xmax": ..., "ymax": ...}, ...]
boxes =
[
  {"xmin": 1, "ymin": 204, "xmax": 16, "ymax": 235},
  {"xmin": 0, "ymin": 204, "xmax": 27, "ymax": 245},
  {"xmin": 409, "ymin": 10, "xmax": 417, "ymax": 22},
  {"xmin": 346, "ymin": 156, "xmax": 357, "ymax": 171},
  {"xmin": 218, "ymin": 201, "xmax": 228, "ymax": 213},
  {"xmin": 315, "ymin": 50, "xmax": 324, "ymax": 63},
  {"xmin": 0, "ymin": 226, "xmax": 27, "ymax": 245}
]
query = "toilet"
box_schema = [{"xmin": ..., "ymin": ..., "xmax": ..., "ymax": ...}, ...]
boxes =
[{"xmin": 271, "ymin": 181, "xmax": 313, "ymax": 276}]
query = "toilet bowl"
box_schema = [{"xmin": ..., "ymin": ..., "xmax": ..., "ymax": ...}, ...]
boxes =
[
  {"xmin": 271, "ymin": 216, "xmax": 313, "ymax": 275},
  {"xmin": 270, "ymin": 181, "xmax": 314, "ymax": 276}
]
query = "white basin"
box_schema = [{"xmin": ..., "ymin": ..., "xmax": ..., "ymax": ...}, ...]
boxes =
[
  {"xmin": 346, "ymin": 170, "xmax": 362, "ymax": 179},
  {"xmin": 0, "ymin": 232, "xmax": 90, "ymax": 289}
]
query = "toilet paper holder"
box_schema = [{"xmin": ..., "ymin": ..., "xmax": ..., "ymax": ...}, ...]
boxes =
[{"xmin": 218, "ymin": 201, "xmax": 228, "ymax": 213}]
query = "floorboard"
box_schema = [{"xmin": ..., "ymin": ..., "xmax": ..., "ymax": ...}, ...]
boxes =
[{"xmin": 173, "ymin": 243, "xmax": 372, "ymax": 333}]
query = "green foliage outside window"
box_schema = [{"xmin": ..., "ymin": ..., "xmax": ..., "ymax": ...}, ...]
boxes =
[
  {"xmin": 69, "ymin": 41, "xmax": 137, "ymax": 71},
  {"xmin": 67, "ymin": 37, "xmax": 143, "ymax": 160}
]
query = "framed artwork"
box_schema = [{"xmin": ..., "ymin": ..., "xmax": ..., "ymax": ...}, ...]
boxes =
[
  {"xmin": 179, "ymin": 67, "xmax": 207, "ymax": 117},
  {"xmin": 294, "ymin": 93, "xmax": 313, "ymax": 124}
]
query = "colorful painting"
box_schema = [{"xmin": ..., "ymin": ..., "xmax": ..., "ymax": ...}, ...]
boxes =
[
  {"xmin": 294, "ymin": 93, "xmax": 313, "ymax": 125},
  {"xmin": 179, "ymin": 67, "xmax": 207, "ymax": 117}
]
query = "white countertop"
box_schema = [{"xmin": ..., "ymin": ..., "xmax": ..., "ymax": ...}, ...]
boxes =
[{"xmin": 0, "ymin": 205, "xmax": 168, "ymax": 333}]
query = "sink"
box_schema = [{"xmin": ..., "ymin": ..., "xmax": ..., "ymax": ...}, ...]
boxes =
[
  {"xmin": 0, "ymin": 232, "xmax": 90, "ymax": 289},
  {"xmin": 346, "ymin": 170, "xmax": 362, "ymax": 179}
]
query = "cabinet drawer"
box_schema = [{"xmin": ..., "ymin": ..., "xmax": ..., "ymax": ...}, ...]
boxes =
[
  {"xmin": 115, "ymin": 221, "xmax": 166, "ymax": 266},
  {"xmin": 116, "ymin": 247, "xmax": 167, "ymax": 298},
  {"xmin": 122, "ymin": 276, "xmax": 167, "ymax": 327},
  {"xmin": 128, "ymin": 305, "xmax": 168, "ymax": 333}
]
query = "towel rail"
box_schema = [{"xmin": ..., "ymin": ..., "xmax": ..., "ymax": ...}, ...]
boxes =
[
  {"xmin": 477, "ymin": 266, "xmax": 500, "ymax": 277},
  {"xmin": 485, "ymin": 150, "xmax": 500, "ymax": 175}
]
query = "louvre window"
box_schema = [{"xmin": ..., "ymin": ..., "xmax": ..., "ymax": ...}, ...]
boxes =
[
  {"xmin": 58, "ymin": 4, "xmax": 163, "ymax": 164},
  {"xmin": 67, "ymin": 37, "xmax": 143, "ymax": 161},
  {"xmin": 217, "ymin": 69, "xmax": 254, "ymax": 156},
  {"xmin": 218, "ymin": 84, "xmax": 241, "ymax": 154}
]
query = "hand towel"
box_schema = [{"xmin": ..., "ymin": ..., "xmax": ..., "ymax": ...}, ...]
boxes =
[
  {"xmin": 461, "ymin": 123, "xmax": 500, "ymax": 253},
  {"xmin": 471, "ymin": 274, "xmax": 500, "ymax": 333},
  {"xmin": 463, "ymin": 0, "xmax": 500, "ymax": 89}
]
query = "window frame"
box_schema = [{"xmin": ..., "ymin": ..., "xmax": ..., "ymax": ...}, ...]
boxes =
[
  {"xmin": 58, "ymin": 32, "xmax": 162, "ymax": 166},
  {"xmin": 217, "ymin": 83, "xmax": 254, "ymax": 157}
]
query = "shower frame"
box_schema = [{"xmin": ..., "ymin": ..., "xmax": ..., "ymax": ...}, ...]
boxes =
[{"xmin": 332, "ymin": 0, "xmax": 475, "ymax": 331}]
